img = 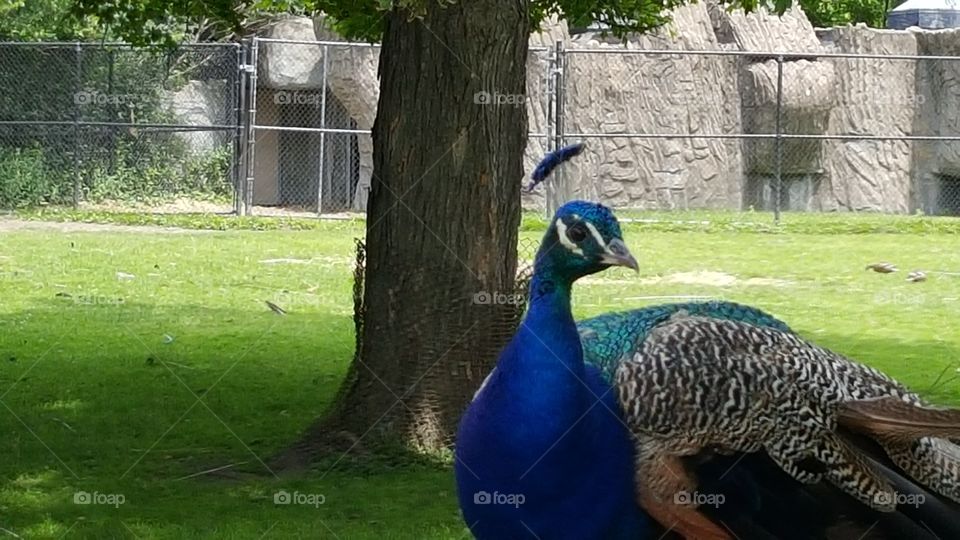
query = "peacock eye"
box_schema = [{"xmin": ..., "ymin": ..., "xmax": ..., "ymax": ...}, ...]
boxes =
[{"xmin": 567, "ymin": 223, "xmax": 587, "ymax": 243}]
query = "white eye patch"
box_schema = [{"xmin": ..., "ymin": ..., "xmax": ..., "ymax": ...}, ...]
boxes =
[
  {"xmin": 583, "ymin": 221, "xmax": 613, "ymax": 255},
  {"xmin": 554, "ymin": 218, "xmax": 584, "ymax": 255},
  {"xmin": 556, "ymin": 216, "xmax": 614, "ymax": 257}
]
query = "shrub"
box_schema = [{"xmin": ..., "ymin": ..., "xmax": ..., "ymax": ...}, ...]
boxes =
[{"xmin": 0, "ymin": 146, "xmax": 70, "ymax": 207}]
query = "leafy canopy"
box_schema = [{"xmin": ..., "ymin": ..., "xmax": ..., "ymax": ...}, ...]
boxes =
[
  {"xmin": 0, "ymin": 0, "xmax": 100, "ymax": 40},
  {"xmin": 63, "ymin": 0, "xmax": 802, "ymax": 46},
  {"xmin": 800, "ymin": 0, "xmax": 892, "ymax": 28},
  {"xmin": 59, "ymin": 0, "xmax": 896, "ymax": 46}
]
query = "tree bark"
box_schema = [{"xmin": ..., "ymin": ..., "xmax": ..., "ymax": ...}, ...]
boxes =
[{"xmin": 303, "ymin": 0, "xmax": 531, "ymax": 453}]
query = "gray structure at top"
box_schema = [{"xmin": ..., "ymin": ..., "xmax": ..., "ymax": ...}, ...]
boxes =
[{"xmin": 888, "ymin": 0, "xmax": 960, "ymax": 30}]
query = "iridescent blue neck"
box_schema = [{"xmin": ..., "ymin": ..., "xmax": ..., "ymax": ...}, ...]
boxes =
[
  {"xmin": 517, "ymin": 255, "xmax": 580, "ymax": 372},
  {"xmin": 528, "ymin": 239, "xmax": 574, "ymax": 306},
  {"xmin": 528, "ymin": 265, "xmax": 572, "ymax": 309}
]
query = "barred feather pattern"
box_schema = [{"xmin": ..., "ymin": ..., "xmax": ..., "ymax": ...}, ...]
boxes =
[
  {"xmin": 578, "ymin": 301, "xmax": 792, "ymax": 382},
  {"xmin": 884, "ymin": 437, "xmax": 960, "ymax": 502},
  {"xmin": 614, "ymin": 314, "xmax": 960, "ymax": 511}
]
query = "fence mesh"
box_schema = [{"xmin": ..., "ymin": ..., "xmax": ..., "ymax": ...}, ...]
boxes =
[
  {"xmin": 3, "ymin": 39, "xmax": 960, "ymax": 219},
  {"xmin": 350, "ymin": 236, "xmax": 538, "ymax": 389},
  {"xmin": 247, "ymin": 40, "xmax": 378, "ymax": 216},
  {"xmin": 557, "ymin": 48, "xmax": 960, "ymax": 217},
  {"xmin": 0, "ymin": 43, "xmax": 240, "ymax": 212}
]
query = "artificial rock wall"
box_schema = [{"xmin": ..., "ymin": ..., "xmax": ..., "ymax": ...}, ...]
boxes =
[
  {"xmin": 247, "ymin": 3, "xmax": 960, "ymax": 214},
  {"xmin": 549, "ymin": 3, "xmax": 745, "ymax": 211}
]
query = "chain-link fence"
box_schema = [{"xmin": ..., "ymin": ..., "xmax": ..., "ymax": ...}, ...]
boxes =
[
  {"xmin": 243, "ymin": 38, "xmax": 379, "ymax": 216},
  {"xmin": 0, "ymin": 42, "xmax": 242, "ymax": 213},
  {"xmin": 553, "ymin": 47, "xmax": 960, "ymax": 220},
  {"xmin": 242, "ymin": 39, "xmax": 555, "ymax": 217},
  {"xmin": 3, "ymin": 39, "xmax": 960, "ymax": 220}
]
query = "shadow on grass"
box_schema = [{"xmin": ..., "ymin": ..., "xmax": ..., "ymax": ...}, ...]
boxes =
[{"xmin": 1, "ymin": 300, "xmax": 959, "ymax": 538}]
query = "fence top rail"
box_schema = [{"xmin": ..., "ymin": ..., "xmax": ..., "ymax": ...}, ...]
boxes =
[
  {"xmin": 0, "ymin": 41, "xmax": 239, "ymax": 49},
  {"xmin": 252, "ymin": 124, "xmax": 372, "ymax": 135},
  {"xmin": 565, "ymin": 132, "xmax": 960, "ymax": 141},
  {"xmin": 0, "ymin": 120, "xmax": 239, "ymax": 130},
  {"xmin": 250, "ymin": 37, "xmax": 546, "ymax": 51},
  {"xmin": 251, "ymin": 124, "xmax": 553, "ymax": 138},
  {"xmin": 254, "ymin": 37, "xmax": 381, "ymax": 48},
  {"xmin": 564, "ymin": 47, "xmax": 960, "ymax": 62}
]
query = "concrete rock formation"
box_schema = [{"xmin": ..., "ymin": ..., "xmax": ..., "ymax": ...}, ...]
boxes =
[
  {"xmin": 241, "ymin": 3, "xmax": 960, "ymax": 215},
  {"xmin": 817, "ymin": 27, "xmax": 918, "ymax": 213},
  {"xmin": 559, "ymin": 3, "xmax": 744, "ymax": 210},
  {"xmin": 164, "ymin": 80, "xmax": 229, "ymax": 155},
  {"xmin": 259, "ymin": 17, "xmax": 326, "ymax": 89}
]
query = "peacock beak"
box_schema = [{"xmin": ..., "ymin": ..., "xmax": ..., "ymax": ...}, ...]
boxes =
[{"xmin": 600, "ymin": 238, "xmax": 639, "ymax": 272}]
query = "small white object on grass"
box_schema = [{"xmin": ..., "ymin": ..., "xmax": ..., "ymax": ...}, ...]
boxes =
[
  {"xmin": 116, "ymin": 271, "xmax": 135, "ymax": 281},
  {"xmin": 906, "ymin": 270, "xmax": 927, "ymax": 283},
  {"xmin": 259, "ymin": 258, "xmax": 312, "ymax": 265}
]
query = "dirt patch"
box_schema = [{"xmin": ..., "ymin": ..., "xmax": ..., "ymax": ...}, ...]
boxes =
[
  {"xmin": 259, "ymin": 255, "xmax": 352, "ymax": 266},
  {"xmin": 80, "ymin": 198, "xmax": 234, "ymax": 215},
  {"xmin": 0, "ymin": 218, "xmax": 214, "ymax": 235},
  {"xmin": 585, "ymin": 270, "xmax": 791, "ymax": 288},
  {"xmin": 78, "ymin": 199, "xmax": 361, "ymax": 219},
  {"xmin": 648, "ymin": 271, "xmax": 738, "ymax": 287},
  {"xmin": 742, "ymin": 277, "xmax": 792, "ymax": 287}
]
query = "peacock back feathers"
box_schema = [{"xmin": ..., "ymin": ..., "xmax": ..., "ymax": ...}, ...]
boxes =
[
  {"xmin": 614, "ymin": 313, "xmax": 960, "ymax": 539},
  {"xmin": 577, "ymin": 301, "xmax": 791, "ymax": 382}
]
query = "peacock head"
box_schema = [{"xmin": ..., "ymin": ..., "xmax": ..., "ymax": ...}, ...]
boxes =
[{"xmin": 536, "ymin": 200, "xmax": 638, "ymax": 281}]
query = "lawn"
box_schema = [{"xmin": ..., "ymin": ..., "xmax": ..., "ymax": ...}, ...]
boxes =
[{"xmin": 1, "ymin": 211, "xmax": 959, "ymax": 539}]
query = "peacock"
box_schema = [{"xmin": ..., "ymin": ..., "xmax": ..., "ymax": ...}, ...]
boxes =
[
  {"xmin": 456, "ymin": 145, "xmax": 960, "ymax": 539},
  {"xmin": 575, "ymin": 300, "xmax": 960, "ymax": 538},
  {"xmin": 454, "ymin": 196, "xmax": 646, "ymax": 539}
]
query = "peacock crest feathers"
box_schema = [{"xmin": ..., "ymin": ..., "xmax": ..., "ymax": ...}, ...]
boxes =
[{"xmin": 527, "ymin": 142, "xmax": 585, "ymax": 191}]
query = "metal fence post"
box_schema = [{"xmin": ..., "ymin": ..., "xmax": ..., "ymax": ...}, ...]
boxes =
[
  {"xmin": 774, "ymin": 54, "xmax": 784, "ymax": 224},
  {"xmin": 543, "ymin": 44, "xmax": 557, "ymax": 219},
  {"xmin": 233, "ymin": 41, "xmax": 245, "ymax": 216},
  {"xmin": 244, "ymin": 38, "xmax": 260, "ymax": 216},
  {"xmin": 317, "ymin": 44, "xmax": 329, "ymax": 217},
  {"xmin": 73, "ymin": 42, "xmax": 82, "ymax": 207},
  {"xmin": 548, "ymin": 39, "xmax": 566, "ymax": 217}
]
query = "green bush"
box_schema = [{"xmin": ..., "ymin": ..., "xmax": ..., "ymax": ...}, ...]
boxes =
[
  {"xmin": 0, "ymin": 141, "xmax": 233, "ymax": 208},
  {"xmin": 0, "ymin": 43, "xmax": 237, "ymax": 209},
  {"xmin": 0, "ymin": 147, "xmax": 70, "ymax": 208},
  {"xmin": 84, "ymin": 144, "xmax": 234, "ymax": 203}
]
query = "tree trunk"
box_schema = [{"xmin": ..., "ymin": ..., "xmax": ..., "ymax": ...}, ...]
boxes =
[{"xmin": 306, "ymin": 1, "xmax": 531, "ymax": 453}]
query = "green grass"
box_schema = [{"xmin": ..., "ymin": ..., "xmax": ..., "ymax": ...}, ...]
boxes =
[
  {"xmin": 1, "ymin": 213, "xmax": 960, "ymax": 538},
  {"xmin": 15, "ymin": 207, "xmax": 960, "ymax": 235}
]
